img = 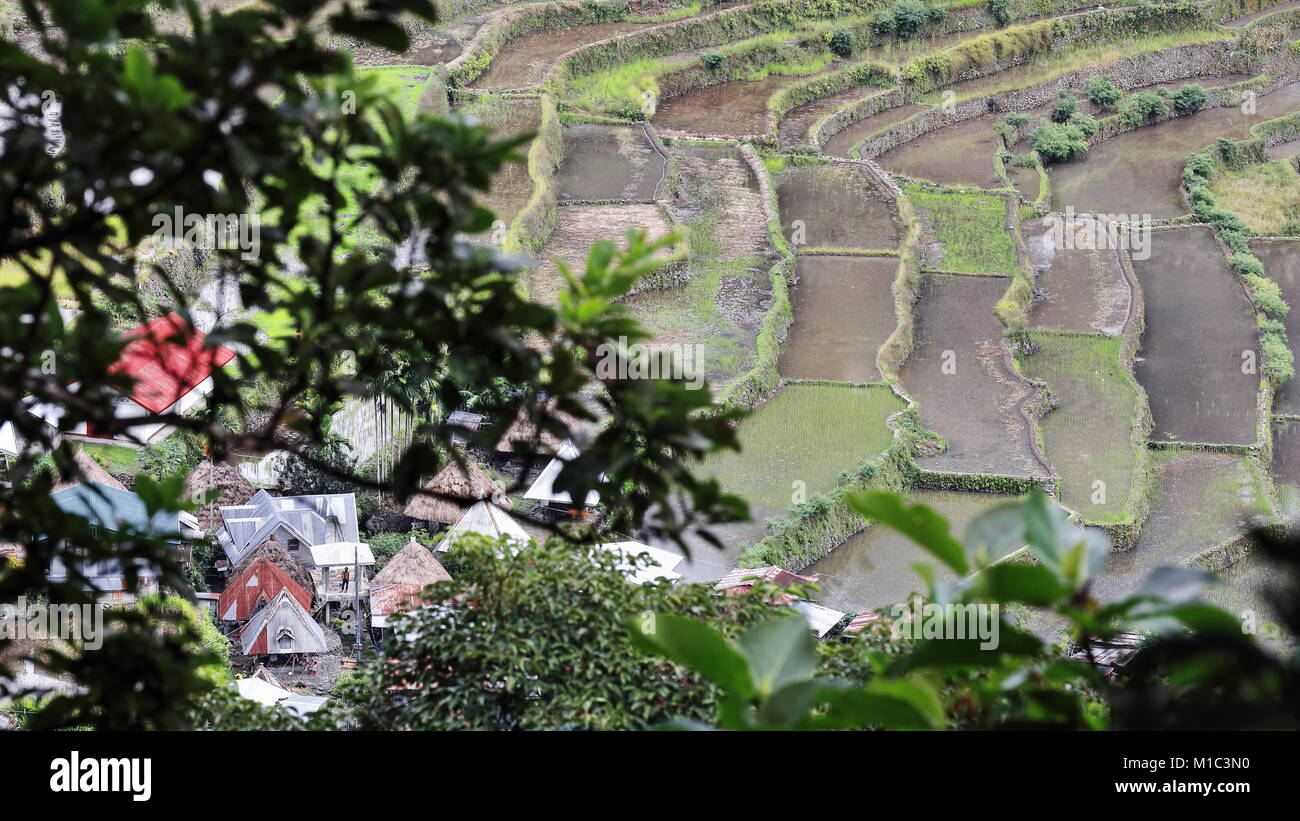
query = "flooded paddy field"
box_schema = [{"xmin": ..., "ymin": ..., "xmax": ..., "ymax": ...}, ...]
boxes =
[
  {"xmin": 1089, "ymin": 450, "xmax": 1273, "ymax": 605},
  {"xmin": 1253, "ymin": 239, "xmax": 1300, "ymax": 413},
  {"xmin": 806, "ymin": 490, "xmax": 1020, "ymax": 612},
  {"xmin": 779, "ymin": 256, "xmax": 898, "ymax": 383},
  {"xmin": 457, "ymin": 97, "xmax": 541, "ymax": 240},
  {"xmin": 1132, "ymin": 227, "xmax": 1259, "ymax": 445},
  {"xmin": 1271, "ymin": 419, "xmax": 1300, "ymax": 517},
  {"xmin": 654, "ymin": 75, "xmax": 797, "ymax": 139},
  {"xmin": 822, "ymin": 104, "xmax": 930, "ymax": 157},
  {"xmin": 1049, "ymin": 80, "xmax": 1300, "ymax": 218},
  {"xmin": 775, "ymin": 162, "xmax": 899, "ymax": 250},
  {"xmin": 901, "ymin": 273, "xmax": 1046, "ymax": 478},
  {"xmin": 555, "ymin": 124, "xmax": 667, "ymax": 201},
  {"xmin": 622, "ymin": 144, "xmax": 772, "ymax": 393},
  {"xmin": 529, "ymin": 203, "xmax": 675, "ymax": 304},
  {"xmin": 779, "ymin": 88, "xmax": 885, "ymax": 148},
  {"xmin": 1020, "ymin": 332, "xmax": 1142, "ymax": 523},
  {"xmin": 1023, "ymin": 214, "xmax": 1131, "ymax": 335},
  {"xmin": 877, "ymin": 114, "xmax": 1004, "ymax": 189},
  {"xmin": 471, "ymin": 21, "xmax": 657, "ymax": 89},
  {"xmin": 910, "ymin": 189, "xmax": 1017, "ymax": 275}
]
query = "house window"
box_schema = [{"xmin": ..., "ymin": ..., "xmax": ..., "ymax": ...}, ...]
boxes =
[
  {"xmin": 287, "ymin": 538, "xmax": 300, "ymax": 552},
  {"xmin": 275, "ymin": 627, "xmax": 295, "ymax": 651}
]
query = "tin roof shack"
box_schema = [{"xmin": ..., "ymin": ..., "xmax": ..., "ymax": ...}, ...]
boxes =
[
  {"xmin": 235, "ymin": 666, "xmax": 328, "ymax": 717},
  {"xmin": 594, "ymin": 541, "xmax": 683, "ymax": 585},
  {"xmin": 369, "ymin": 537, "xmax": 452, "ymax": 631},
  {"xmin": 216, "ymin": 490, "xmax": 359, "ymax": 565},
  {"xmin": 715, "ymin": 566, "xmax": 848, "ymax": 639},
  {"xmin": 27, "ymin": 313, "xmax": 235, "ymax": 446},
  {"xmin": 238, "ymin": 589, "xmax": 330, "ymax": 657},
  {"xmin": 438, "ymin": 500, "xmax": 531, "ymax": 554},
  {"xmin": 218, "ymin": 556, "xmax": 313, "ymax": 622},
  {"xmin": 402, "ymin": 457, "xmax": 510, "ymax": 528},
  {"xmin": 45, "ymin": 482, "xmax": 202, "ymax": 602},
  {"xmin": 524, "ymin": 441, "xmax": 603, "ymax": 521},
  {"xmin": 304, "ymin": 541, "xmax": 374, "ymax": 611}
]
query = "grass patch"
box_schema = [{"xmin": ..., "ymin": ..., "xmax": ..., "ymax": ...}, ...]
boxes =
[
  {"xmin": 78, "ymin": 443, "xmax": 143, "ymax": 476},
  {"xmin": 1019, "ymin": 332, "xmax": 1141, "ymax": 524},
  {"xmin": 697, "ymin": 382, "xmax": 905, "ymax": 514},
  {"xmin": 907, "ymin": 187, "xmax": 1017, "ymax": 274},
  {"xmin": 1207, "ymin": 159, "xmax": 1300, "ymax": 236}
]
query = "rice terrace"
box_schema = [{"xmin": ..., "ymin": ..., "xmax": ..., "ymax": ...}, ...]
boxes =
[
  {"xmin": 6, "ymin": 0, "xmax": 1300, "ymax": 745},
  {"xmin": 418, "ymin": 0, "xmax": 1300, "ymax": 648}
]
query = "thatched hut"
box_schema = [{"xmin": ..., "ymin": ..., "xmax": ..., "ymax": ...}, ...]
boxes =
[
  {"xmin": 403, "ymin": 457, "xmax": 510, "ymax": 527},
  {"xmin": 183, "ymin": 459, "xmax": 255, "ymax": 533},
  {"xmin": 494, "ymin": 397, "xmax": 584, "ymax": 457},
  {"xmin": 371, "ymin": 536, "xmax": 452, "ymax": 588},
  {"xmin": 229, "ymin": 538, "xmax": 315, "ymax": 600},
  {"xmin": 51, "ymin": 448, "xmax": 128, "ymax": 493}
]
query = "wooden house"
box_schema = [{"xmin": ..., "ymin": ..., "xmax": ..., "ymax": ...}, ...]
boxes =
[
  {"xmin": 237, "ymin": 589, "xmax": 329, "ymax": 656},
  {"xmin": 218, "ymin": 556, "xmax": 313, "ymax": 622}
]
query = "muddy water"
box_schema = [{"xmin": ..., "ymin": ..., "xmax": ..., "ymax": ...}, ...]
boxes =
[
  {"xmin": 555, "ymin": 124, "xmax": 667, "ymax": 201},
  {"xmin": 459, "ymin": 98, "xmax": 541, "ymax": 240},
  {"xmin": 779, "ymin": 256, "xmax": 897, "ymax": 382},
  {"xmin": 1024, "ymin": 215, "xmax": 1130, "ymax": 335},
  {"xmin": 1273, "ymin": 419, "xmax": 1300, "ymax": 485},
  {"xmin": 861, "ymin": 30, "xmax": 975, "ymax": 65},
  {"xmin": 877, "ymin": 113, "xmax": 1003, "ymax": 188},
  {"xmin": 1252, "ymin": 239, "xmax": 1300, "ymax": 413},
  {"xmin": 779, "ymin": 88, "xmax": 886, "ymax": 147},
  {"xmin": 821, "ymin": 104, "xmax": 930, "ymax": 157},
  {"xmin": 1007, "ymin": 164, "xmax": 1040, "ymax": 201},
  {"xmin": 654, "ymin": 75, "xmax": 794, "ymax": 138},
  {"xmin": 1133, "ymin": 228, "xmax": 1258, "ymax": 445},
  {"xmin": 1050, "ymin": 80, "xmax": 1300, "ymax": 218},
  {"xmin": 471, "ymin": 21, "xmax": 654, "ymax": 89},
  {"xmin": 902, "ymin": 273, "xmax": 1046, "ymax": 477},
  {"xmin": 806, "ymin": 490, "xmax": 1018, "ymax": 612},
  {"xmin": 1267, "ymin": 139, "xmax": 1300, "ymax": 159},
  {"xmin": 776, "ymin": 163, "xmax": 898, "ymax": 249},
  {"xmin": 1089, "ymin": 452, "xmax": 1261, "ymax": 605}
]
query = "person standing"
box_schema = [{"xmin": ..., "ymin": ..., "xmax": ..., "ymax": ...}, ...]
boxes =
[{"xmin": 340, "ymin": 566, "xmax": 350, "ymax": 593}]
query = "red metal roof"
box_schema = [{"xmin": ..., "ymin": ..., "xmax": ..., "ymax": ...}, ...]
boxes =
[
  {"xmin": 110, "ymin": 313, "xmax": 235, "ymax": 414},
  {"xmin": 217, "ymin": 557, "xmax": 312, "ymax": 621},
  {"xmin": 370, "ymin": 584, "xmax": 428, "ymax": 616}
]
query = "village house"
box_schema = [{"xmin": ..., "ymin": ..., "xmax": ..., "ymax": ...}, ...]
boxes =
[
  {"xmin": 217, "ymin": 556, "xmax": 313, "ymax": 622},
  {"xmin": 439, "ymin": 500, "xmax": 531, "ymax": 554},
  {"xmin": 524, "ymin": 440, "xmax": 602, "ymax": 520},
  {"xmin": 25, "ymin": 313, "xmax": 235, "ymax": 446},
  {"xmin": 715, "ymin": 566, "xmax": 850, "ymax": 639},
  {"xmin": 216, "ymin": 489, "xmax": 361, "ymax": 565},
  {"xmin": 403, "ymin": 456, "xmax": 510, "ymax": 531},
  {"xmin": 236, "ymin": 589, "xmax": 330, "ymax": 657},
  {"xmin": 368, "ymin": 536, "xmax": 452, "ymax": 636},
  {"xmin": 45, "ymin": 482, "xmax": 202, "ymax": 602}
]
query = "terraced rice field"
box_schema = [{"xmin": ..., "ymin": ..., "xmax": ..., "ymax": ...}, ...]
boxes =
[
  {"xmin": 1019, "ymin": 333, "xmax": 1143, "ymax": 523},
  {"xmin": 877, "ymin": 113, "xmax": 1004, "ymax": 189},
  {"xmin": 1132, "ymin": 227, "xmax": 1259, "ymax": 446},
  {"xmin": 1254, "ymin": 239, "xmax": 1300, "ymax": 414},
  {"xmin": 806, "ymin": 490, "xmax": 1021, "ymax": 612},
  {"xmin": 901, "ymin": 273, "xmax": 1047, "ymax": 479},
  {"xmin": 822, "ymin": 104, "xmax": 930, "ymax": 157},
  {"xmin": 775, "ymin": 162, "xmax": 899, "ymax": 250},
  {"xmin": 528, "ymin": 203, "xmax": 675, "ymax": 304},
  {"xmin": 909, "ymin": 189, "xmax": 1018, "ymax": 275},
  {"xmin": 696, "ymin": 383, "xmax": 905, "ymax": 517},
  {"xmin": 779, "ymin": 255, "xmax": 898, "ymax": 383},
  {"xmin": 555, "ymin": 124, "xmax": 667, "ymax": 201},
  {"xmin": 1024, "ymin": 214, "xmax": 1131, "ymax": 335}
]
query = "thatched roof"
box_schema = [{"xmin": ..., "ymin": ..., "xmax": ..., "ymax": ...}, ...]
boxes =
[
  {"xmin": 403, "ymin": 457, "xmax": 509, "ymax": 525},
  {"xmin": 494, "ymin": 397, "xmax": 584, "ymax": 456},
  {"xmin": 230, "ymin": 538, "xmax": 315, "ymax": 598},
  {"xmin": 52, "ymin": 449, "xmax": 128, "ymax": 493},
  {"xmin": 184, "ymin": 459, "xmax": 256, "ymax": 533},
  {"xmin": 371, "ymin": 537, "xmax": 452, "ymax": 587}
]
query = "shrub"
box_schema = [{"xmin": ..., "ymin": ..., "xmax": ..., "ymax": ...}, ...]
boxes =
[
  {"xmin": 1246, "ymin": 274, "xmax": 1289, "ymax": 317},
  {"xmin": 1262, "ymin": 333, "xmax": 1295, "ymax": 383},
  {"xmin": 1227, "ymin": 253, "xmax": 1266, "ymax": 278},
  {"xmin": 876, "ymin": 0, "xmax": 929, "ymax": 38},
  {"xmin": 1172, "ymin": 83, "xmax": 1207, "ymax": 113},
  {"xmin": 1030, "ymin": 122, "xmax": 1089, "ymax": 163},
  {"xmin": 829, "ymin": 28, "xmax": 857, "ymax": 57},
  {"xmin": 1119, "ymin": 91, "xmax": 1169, "ymax": 125},
  {"xmin": 700, "ymin": 51, "xmax": 725, "ymax": 70},
  {"xmin": 1005, "ymin": 112, "xmax": 1029, "ymax": 127},
  {"xmin": 1051, "ymin": 95, "xmax": 1077, "ymax": 123},
  {"xmin": 1085, "ymin": 75, "xmax": 1122, "ymax": 108},
  {"xmin": 987, "ymin": 0, "xmax": 1011, "ymax": 25},
  {"xmin": 1068, "ymin": 111, "xmax": 1098, "ymax": 138}
]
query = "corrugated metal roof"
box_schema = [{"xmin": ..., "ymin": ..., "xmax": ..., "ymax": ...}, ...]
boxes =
[
  {"xmin": 595, "ymin": 541, "xmax": 683, "ymax": 585},
  {"xmin": 714, "ymin": 566, "xmax": 817, "ymax": 594},
  {"xmin": 216, "ymin": 490, "xmax": 360, "ymax": 564},
  {"xmin": 239, "ymin": 590, "xmax": 329, "ymax": 655},
  {"xmin": 235, "ymin": 677, "xmax": 328, "ymax": 716},
  {"xmin": 217, "ymin": 557, "xmax": 312, "ymax": 621},
  {"xmin": 306, "ymin": 541, "xmax": 374, "ymax": 567},
  {"xmin": 439, "ymin": 501, "xmax": 531, "ymax": 554},
  {"xmin": 111, "ymin": 313, "xmax": 235, "ymax": 414},
  {"xmin": 523, "ymin": 441, "xmax": 600, "ymax": 506},
  {"xmin": 791, "ymin": 600, "xmax": 846, "ymax": 638},
  {"xmin": 50, "ymin": 482, "xmax": 182, "ymax": 540},
  {"xmin": 370, "ymin": 583, "xmax": 427, "ymax": 616}
]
